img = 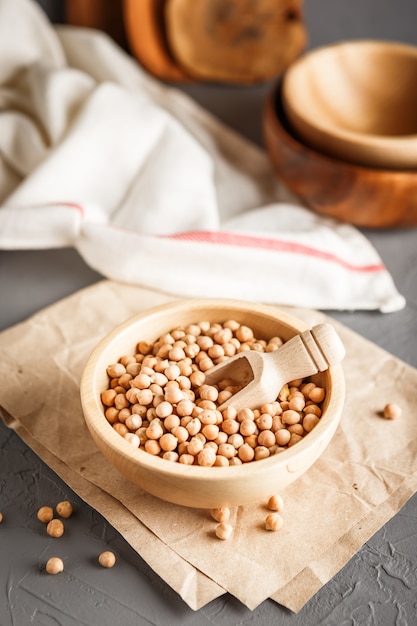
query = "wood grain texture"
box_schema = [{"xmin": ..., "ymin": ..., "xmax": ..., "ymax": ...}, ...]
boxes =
[
  {"xmin": 80, "ymin": 299, "xmax": 345, "ymax": 509},
  {"xmin": 263, "ymin": 84, "xmax": 417, "ymax": 228},
  {"xmin": 165, "ymin": 0, "xmax": 307, "ymax": 84}
]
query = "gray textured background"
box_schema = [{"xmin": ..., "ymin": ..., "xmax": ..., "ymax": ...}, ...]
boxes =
[{"xmin": 1, "ymin": 1, "xmax": 417, "ymax": 624}]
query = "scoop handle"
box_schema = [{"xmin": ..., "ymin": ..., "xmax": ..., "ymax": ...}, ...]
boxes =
[{"xmin": 267, "ymin": 323, "xmax": 345, "ymax": 382}]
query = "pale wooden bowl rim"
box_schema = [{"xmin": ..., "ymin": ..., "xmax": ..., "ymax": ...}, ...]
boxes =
[
  {"xmin": 282, "ymin": 40, "xmax": 417, "ymax": 161},
  {"xmin": 268, "ymin": 81, "xmax": 417, "ymax": 175},
  {"xmin": 80, "ymin": 298, "xmax": 345, "ymax": 484}
]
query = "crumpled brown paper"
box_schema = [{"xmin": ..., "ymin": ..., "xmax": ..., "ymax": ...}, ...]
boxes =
[{"xmin": 2, "ymin": 280, "xmax": 417, "ymax": 611}]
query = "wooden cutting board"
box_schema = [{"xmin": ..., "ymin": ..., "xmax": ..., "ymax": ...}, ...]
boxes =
[{"xmin": 65, "ymin": 0, "xmax": 307, "ymax": 84}]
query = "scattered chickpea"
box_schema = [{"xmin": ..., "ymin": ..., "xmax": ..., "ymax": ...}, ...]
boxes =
[
  {"xmin": 215, "ymin": 522, "xmax": 233, "ymax": 540},
  {"xmin": 265, "ymin": 513, "xmax": 284, "ymax": 531},
  {"xmin": 210, "ymin": 507, "xmax": 230, "ymax": 523},
  {"xmin": 56, "ymin": 501, "xmax": 73, "ymax": 519},
  {"xmin": 47, "ymin": 519, "xmax": 64, "ymax": 538},
  {"xmin": 267, "ymin": 494, "xmax": 284, "ymax": 512},
  {"xmin": 45, "ymin": 557, "xmax": 64, "ymax": 575},
  {"xmin": 37, "ymin": 506, "xmax": 54, "ymax": 524},
  {"xmin": 383, "ymin": 403, "xmax": 402, "ymax": 420},
  {"xmin": 0, "ymin": 512, "xmax": 3, "ymax": 523},
  {"xmin": 98, "ymin": 551, "xmax": 116, "ymax": 568}
]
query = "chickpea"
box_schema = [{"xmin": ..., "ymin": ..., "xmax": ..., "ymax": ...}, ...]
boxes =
[
  {"xmin": 0, "ymin": 512, "xmax": 3, "ymax": 523},
  {"xmin": 113, "ymin": 423, "xmax": 128, "ymax": 437},
  {"xmin": 256, "ymin": 413, "xmax": 273, "ymax": 431},
  {"xmin": 304, "ymin": 404, "xmax": 322, "ymax": 417},
  {"xmin": 288, "ymin": 395, "xmax": 305, "ymax": 412},
  {"xmin": 197, "ymin": 447, "xmax": 216, "ymax": 467},
  {"xmin": 303, "ymin": 414, "xmax": 320, "ymax": 432},
  {"xmin": 124, "ymin": 432, "xmax": 140, "ymax": 447},
  {"xmin": 169, "ymin": 346, "xmax": 186, "ymax": 361},
  {"xmin": 164, "ymin": 364, "xmax": 181, "ymax": 381},
  {"xmin": 383, "ymin": 403, "xmax": 401, "ymax": 420},
  {"xmin": 235, "ymin": 325, "xmax": 253, "ymax": 342},
  {"xmin": 186, "ymin": 418, "xmax": 202, "ymax": 437},
  {"xmin": 281, "ymin": 410, "xmax": 301, "ymax": 425},
  {"xmin": 164, "ymin": 386, "xmax": 184, "ymax": 404},
  {"xmin": 47, "ymin": 519, "xmax": 64, "ymax": 538},
  {"xmin": 288, "ymin": 424, "xmax": 304, "ymax": 436},
  {"xmin": 163, "ymin": 451, "xmax": 179, "ymax": 462},
  {"xmin": 217, "ymin": 442, "xmax": 236, "ymax": 459},
  {"xmin": 106, "ymin": 363, "xmax": 126, "ymax": 378},
  {"xmin": 136, "ymin": 389, "xmax": 153, "ymax": 405},
  {"xmin": 228, "ymin": 433, "xmax": 244, "ymax": 449},
  {"xmin": 239, "ymin": 419, "xmax": 257, "ymax": 437},
  {"xmin": 56, "ymin": 501, "xmax": 73, "ymax": 519},
  {"xmin": 229, "ymin": 457, "xmax": 243, "ymax": 466},
  {"xmin": 222, "ymin": 405, "xmax": 238, "ymax": 420},
  {"xmin": 214, "ymin": 455, "xmax": 229, "ymax": 467},
  {"xmin": 37, "ymin": 506, "xmax": 54, "ymax": 524},
  {"xmin": 267, "ymin": 494, "xmax": 284, "ymax": 512},
  {"xmin": 45, "ymin": 557, "xmax": 64, "ymax": 574},
  {"xmin": 171, "ymin": 425, "xmax": 189, "ymax": 443},
  {"xmin": 176, "ymin": 398, "xmax": 194, "ymax": 417},
  {"xmin": 217, "ymin": 390, "xmax": 233, "ymax": 405},
  {"xmin": 101, "ymin": 389, "xmax": 117, "ymax": 407},
  {"xmin": 238, "ymin": 443, "xmax": 255, "ymax": 463},
  {"xmin": 265, "ymin": 513, "xmax": 284, "ymax": 531},
  {"xmin": 199, "ymin": 357, "xmax": 214, "ymax": 372},
  {"xmin": 254, "ymin": 446, "xmax": 270, "ymax": 460},
  {"xmin": 199, "ymin": 409, "xmax": 217, "ymax": 425},
  {"xmin": 215, "ymin": 522, "xmax": 233, "ymax": 540},
  {"xmin": 179, "ymin": 453, "xmax": 194, "ymax": 465},
  {"xmin": 132, "ymin": 373, "xmax": 152, "ymax": 389},
  {"xmin": 211, "ymin": 507, "xmax": 230, "ymax": 522},
  {"xmin": 301, "ymin": 382, "xmax": 316, "ymax": 398},
  {"xmin": 188, "ymin": 436, "xmax": 204, "ymax": 456},
  {"xmin": 257, "ymin": 430, "xmax": 275, "ymax": 448},
  {"xmin": 98, "ymin": 551, "xmax": 116, "ymax": 568},
  {"xmin": 146, "ymin": 419, "xmax": 164, "ymax": 440},
  {"xmin": 309, "ymin": 387, "xmax": 325, "ymax": 403},
  {"xmin": 288, "ymin": 433, "xmax": 303, "ymax": 447},
  {"xmin": 144, "ymin": 439, "xmax": 161, "ymax": 455}
]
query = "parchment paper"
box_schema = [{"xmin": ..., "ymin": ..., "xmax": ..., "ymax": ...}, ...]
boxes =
[{"xmin": 2, "ymin": 280, "xmax": 417, "ymax": 611}]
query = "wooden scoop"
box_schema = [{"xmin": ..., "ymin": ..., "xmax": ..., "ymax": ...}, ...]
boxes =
[{"xmin": 204, "ymin": 323, "xmax": 345, "ymax": 411}]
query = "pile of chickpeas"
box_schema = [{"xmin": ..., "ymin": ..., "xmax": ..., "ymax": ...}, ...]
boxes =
[{"xmin": 101, "ymin": 319, "xmax": 326, "ymax": 467}]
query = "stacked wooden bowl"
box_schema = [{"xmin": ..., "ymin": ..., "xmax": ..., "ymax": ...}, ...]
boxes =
[{"xmin": 264, "ymin": 41, "xmax": 417, "ymax": 228}]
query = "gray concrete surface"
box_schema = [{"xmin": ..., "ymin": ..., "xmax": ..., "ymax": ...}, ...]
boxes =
[{"xmin": 2, "ymin": 1, "xmax": 417, "ymax": 624}]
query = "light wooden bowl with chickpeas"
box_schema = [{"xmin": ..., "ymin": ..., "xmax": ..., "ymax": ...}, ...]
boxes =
[{"xmin": 80, "ymin": 299, "xmax": 345, "ymax": 509}]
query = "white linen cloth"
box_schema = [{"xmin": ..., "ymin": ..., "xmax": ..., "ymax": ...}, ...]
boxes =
[{"xmin": 0, "ymin": 0, "xmax": 405, "ymax": 313}]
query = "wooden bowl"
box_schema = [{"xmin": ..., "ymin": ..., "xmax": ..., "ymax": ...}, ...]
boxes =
[
  {"xmin": 263, "ymin": 83, "xmax": 417, "ymax": 228},
  {"xmin": 80, "ymin": 299, "xmax": 345, "ymax": 509},
  {"xmin": 281, "ymin": 41, "xmax": 417, "ymax": 170}
]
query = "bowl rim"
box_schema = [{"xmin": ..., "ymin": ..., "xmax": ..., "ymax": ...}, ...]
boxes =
[
  {"xmin": 80, "ymin": 298, "xmax": 345, "ymax": 482},
  {"xmin": 282, "ymin": 39, "xmax": 417, "ymax": 157},
  {"xmin": 266, "ymin": 80, "xmax": 417, "ymax": 176}
]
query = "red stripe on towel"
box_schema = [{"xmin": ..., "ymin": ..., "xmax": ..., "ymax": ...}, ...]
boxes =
[{"xmin": 163, "ymin": 230, "xmax": 385, "ymax": 273}]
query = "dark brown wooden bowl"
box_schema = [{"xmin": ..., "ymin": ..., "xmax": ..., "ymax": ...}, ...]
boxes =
[{"xmin": 263, "ymin": 83, "xmax": 417, "ymax": 228}]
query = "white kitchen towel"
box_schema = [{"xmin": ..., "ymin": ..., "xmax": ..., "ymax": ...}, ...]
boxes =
[{"xmin": 0, "ymin": 0, "xmax": 405, "ymax": 313}]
